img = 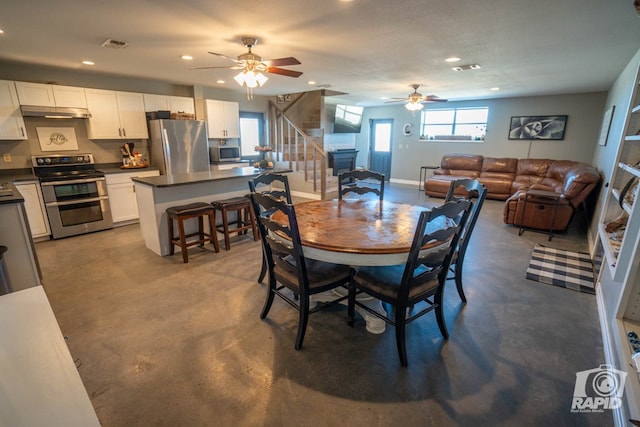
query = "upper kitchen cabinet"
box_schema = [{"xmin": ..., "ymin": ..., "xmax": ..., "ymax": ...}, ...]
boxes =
[
  {"xmin": 14, "ymin": 82, "xmax": 55, "ymax": 106},
  {"xmin": 51, "ymin": 85, "xmax": 87, "ymax": 108},
  {"xmin": 205, "ymin": 99, "xmax": 239, "ymax": 139},
  {"xmin": 16, "ymin": 82, "xmax": 87, "ymax": 108},
  {"xmin": 15, "ymin": 82, "xmax": 88, "ymax": 108},
  {"xmin": 144, "ymin": 94, "xmax": 195, "ymax": 115},
  {"xmin": 85, "ymin": 89, "xmax": 148, "ymax": 139},
  {"xmin": 0, "ymin": 80, "xmax": 27, "ymax": 140}
]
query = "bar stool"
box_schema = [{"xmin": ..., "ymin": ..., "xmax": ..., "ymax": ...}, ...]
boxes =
[
  {"xmin": 166, "ymin": 202, "xmax": 220, "ymax": 263},
  {"xmin": 211, "ymin": 196, "xmax": 258, "ymax": 250}
]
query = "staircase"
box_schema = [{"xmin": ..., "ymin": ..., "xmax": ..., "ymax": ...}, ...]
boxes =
[{"xmin": 266, "ymin": 98, "xmax": 337, "ymax": 200}]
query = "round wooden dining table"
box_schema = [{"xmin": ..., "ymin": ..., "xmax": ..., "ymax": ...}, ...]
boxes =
[{"xmin": 272, "ymin": 198, "xmax": 440, "ymax": 266}]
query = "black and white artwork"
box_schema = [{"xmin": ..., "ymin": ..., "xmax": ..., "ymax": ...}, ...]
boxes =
[{"xmin": 508, "ymin": 115, "xmax": 568, "ymax": 140}]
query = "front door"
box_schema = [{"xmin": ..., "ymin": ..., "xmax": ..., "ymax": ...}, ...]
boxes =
[{"xmin": 369, "ymin": 119, "xmax": 393, "ymax": 181}]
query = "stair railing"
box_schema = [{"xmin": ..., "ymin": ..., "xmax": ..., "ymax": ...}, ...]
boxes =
[{"xmin": 267, "ymin": 100, "xmax": 327, "ymax": 198}]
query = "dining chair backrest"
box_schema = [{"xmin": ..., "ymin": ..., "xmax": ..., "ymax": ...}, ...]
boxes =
[
  {"xmin": 444, "ymin": 178, "xmax": 487, "ymax": 253},
  {"xmin": 249, "ymin": 192, "xmax": 308, "ymax": 290},
  {"xmin": 399, "ymin": 199, "xmax": 472, "ymax": 303},
  {"xmin": 338, "ymin": 169, "xmax": 385, "ymax": 201},
  {"xmin": 249, "ymin": 173, "xmax": 293, "ymax": 204}
]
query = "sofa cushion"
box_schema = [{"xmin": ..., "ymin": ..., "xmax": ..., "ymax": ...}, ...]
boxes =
[
  {"xmin": 477, "ymin": 177, "xmax": 513, "ymax": 198},
  {"xmin": 482, "ymin": 157, "xmax": 518, "ymax": 174},
  {"xmin": 440, "ymin": 154, "xmax": 483, "ymax": 173}
]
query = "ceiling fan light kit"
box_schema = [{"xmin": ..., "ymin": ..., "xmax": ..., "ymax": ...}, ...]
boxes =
[
  {"xmin": 405, "ymin": 101, "xmax": 424, "ymax": 111},
  {"xmin": 193, "ymin": 36, "xmax": 302, "ymax": 99}
]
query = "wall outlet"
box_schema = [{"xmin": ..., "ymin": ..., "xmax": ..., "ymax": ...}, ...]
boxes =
[{"xmin": 2, "ymin": 154, "xmax": 11, "ymax": 163}]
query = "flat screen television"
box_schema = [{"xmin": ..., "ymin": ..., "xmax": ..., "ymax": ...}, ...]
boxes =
[{"xmin": 333, "ymin": 104, "xmax": 364, "ymax": 133}]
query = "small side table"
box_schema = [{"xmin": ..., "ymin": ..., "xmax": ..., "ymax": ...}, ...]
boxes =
[
  {"xmin": 518, "ymin": 189, "xmax": 562, "ymax": 241},
  {"xmin": 418, "ymin": 166, "xmax": 438, "ymax": 191}
]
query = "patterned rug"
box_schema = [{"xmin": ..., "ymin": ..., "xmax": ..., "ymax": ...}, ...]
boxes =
[{"xmin": 525, "ymin": 244, "xmax": 595, "ymax": 294}]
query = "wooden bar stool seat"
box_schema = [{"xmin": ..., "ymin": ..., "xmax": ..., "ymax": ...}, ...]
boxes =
[
  {"xmin": 166, "ymin": 202, "xmax": 219, "ymax": 263},
  {"xmin": 211, "ymin": 196, "xmax": 259, "ymax": 250}
]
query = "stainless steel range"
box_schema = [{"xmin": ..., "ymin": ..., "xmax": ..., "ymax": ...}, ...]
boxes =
[{"xmin": 32, "ymin": 154, "xmax": 113, "ymax": 239}]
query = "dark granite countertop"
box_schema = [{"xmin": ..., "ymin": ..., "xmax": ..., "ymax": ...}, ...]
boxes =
[
  {"xmin": 132, "ymin": 167, "xmax": 291, "ymax": 188},
  {"xmin": 0, "ymin": 181, "xmax": 25, "ymax": 205}
]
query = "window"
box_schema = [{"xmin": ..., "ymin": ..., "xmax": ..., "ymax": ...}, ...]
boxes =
[
  {"xmin": 239, "ymin": 112, "xmax": 265, "ymax": 158},
  {"xmin": 419, "ymin": 107, "xmax": 488, "ymax": 141}
]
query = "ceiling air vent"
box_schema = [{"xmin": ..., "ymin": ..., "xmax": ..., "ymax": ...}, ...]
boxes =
[
  {"xmin": 452, "ymin": 64, "xmax": 481, "ymax": 71},
  {"xmin": 101, "ymin": 38, "xmax": 128, "ymax": 49}
]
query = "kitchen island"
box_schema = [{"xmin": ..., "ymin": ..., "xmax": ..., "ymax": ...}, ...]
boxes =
[
  {"xmin": 132, "ymin": 167, "xmax": 290, "ymax": 256},
  {"xmin": 0, "ymin": 182, "xmax": 42, "ymax": 292}
]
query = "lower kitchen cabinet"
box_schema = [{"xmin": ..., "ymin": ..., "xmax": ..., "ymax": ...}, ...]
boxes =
[
  {"xmin": 106, "ymin": 170, "xmax": 159, "ymax": 224},
  {"xmin": 14, "ymin": 181, "xmax": 50, "ymax": 240}
]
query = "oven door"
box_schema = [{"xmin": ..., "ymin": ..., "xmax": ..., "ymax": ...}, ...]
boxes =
[{"xmin": 41, "ymin": 177, "xmax": 113, "ymax": 239}]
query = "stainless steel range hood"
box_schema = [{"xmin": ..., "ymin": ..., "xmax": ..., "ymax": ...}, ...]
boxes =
[{"xmin": 20, "ymin": 105, "xmax": 92, "ymax": 119}]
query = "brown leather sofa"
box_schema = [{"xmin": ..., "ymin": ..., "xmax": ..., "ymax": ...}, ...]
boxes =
[{"xmin": 424, "ymin": 154, "xmax": 600, "ymax": 231}]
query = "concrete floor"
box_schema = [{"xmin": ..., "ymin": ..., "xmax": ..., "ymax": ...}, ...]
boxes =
[{"xmin": 35, "ymin": 183, "xmax": 611, "ymax": 426}]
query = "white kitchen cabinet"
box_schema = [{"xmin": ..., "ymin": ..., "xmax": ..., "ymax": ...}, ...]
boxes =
[
  {"xmin": 0, "ymin": 80, "xmax": 27, "ymax": 140},
  {"xmin": 85, "ymin": 89, "xmax": 148, "ymax": 139},
  {"xmin": 14, "ymin": 82, "xmax": 55, "ymax": 106},
  {"xmin": 15, "ymin": 82, "xmax": 87, "ymax": 108},
  {"xmin": 14, "ymin": 181, "xmax": 50, "ymax": 240},
  {"xmin": 169, "ymin": 96, "xmax": 195, "ymax": 115},
  {"xmin": 144, "ymin": 94, "xmax": 194, "ymax": 115},
  {"xmin": 106, "ymin": 170, "xmax": 159, "ymax": 224},
  {"xmin": 143, "ymin": 94, "xmax": 170, "ymax": 112},
  {"xmin": 205, "ymin": 99, "xmax": 239, "ymax": 139},
  {"xmin": 596, "ymin": 60, "xmax": 640, "ymax": 423},
  {"xmin": 51, "ymin": 85, "xmax": 87, "ymax": 108}
]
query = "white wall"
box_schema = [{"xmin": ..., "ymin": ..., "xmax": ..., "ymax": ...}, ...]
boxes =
[{"xmin": 354, "ymin": 92, "xmax": 606, "ymax": 182}]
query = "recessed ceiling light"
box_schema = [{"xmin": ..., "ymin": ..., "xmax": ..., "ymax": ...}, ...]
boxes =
[
  {"xmin": 81, "ymin": 60, "xmax": 95, "ymax": 66},
  {"xmin": 307, "ymin": 80, "xmax": 316, "ymax": 85},
  {"xmin": 490, "ymin": 87, "xmax": 500, "ymax": 91},
  {"xmin": 381, "ymin": 96, "xmax": 389, "ymax": 100},
  {"xmin": 445, "ymin": 57, "xmax": 461, "ymax": 63},
  {"xmin": 180, "ymin": 55, "xmax": 193, "ymax": 61},
  {"xmin": 0, "ymin": 29, "xmax": 5, "ymax": 35},
  {"xmin": 216, "ymin": 80, "xmax": 226, "ymax": 84}
]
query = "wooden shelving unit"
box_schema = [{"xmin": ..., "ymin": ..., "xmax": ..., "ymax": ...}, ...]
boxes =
[{"xmin": 597, "ymin": 62, "xmax": 640, "ymax": 424}]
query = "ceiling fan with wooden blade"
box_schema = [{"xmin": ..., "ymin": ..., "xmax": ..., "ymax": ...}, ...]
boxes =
[
  {"xmin": 191, "ymin": 37, "xmax": 303, "ymax": 78},
  {"xmin": 386, "ymin": 84, "xmax": 448, "ymax": 104}
]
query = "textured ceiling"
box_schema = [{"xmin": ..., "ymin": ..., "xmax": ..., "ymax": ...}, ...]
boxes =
[{"xmin": 1, "ymin": 0, "xmax": 639, "ymax": 105}]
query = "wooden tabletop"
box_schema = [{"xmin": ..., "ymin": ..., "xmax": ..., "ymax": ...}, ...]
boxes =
[{"xmin": 272, "ymin": 199, "xmax": 439, "ymax": 266}]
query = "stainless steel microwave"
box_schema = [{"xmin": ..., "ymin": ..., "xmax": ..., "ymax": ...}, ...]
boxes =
[{"xmin": 210, "ymin": 146, "xmax": 241, "ymax": 162}]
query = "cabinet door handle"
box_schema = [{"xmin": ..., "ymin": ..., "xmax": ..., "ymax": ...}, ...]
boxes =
[
  {"xmin": 122, "ymin": 128, "xmax": 127, "ymax": 137},
  {"xmin": 118, "ymin": 128, "xmax": 122, "ymax": 137},
  {"xmin": 20, "ymin": 127, "xmax": 25, "ymax": 137}
]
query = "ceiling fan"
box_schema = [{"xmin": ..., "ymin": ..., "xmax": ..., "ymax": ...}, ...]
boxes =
[
  {"xmin": 387, "ymin": 84, "xmax": 448, "ymax": 111},
  {"xmin": 191, "ymin": 36, "xmax": 302, "ymax": 90}
]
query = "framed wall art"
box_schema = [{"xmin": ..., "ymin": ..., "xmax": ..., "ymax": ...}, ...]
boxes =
[
  {"xmin": 598, "ymin": 106, "xmax": 615, "ymax": 146},
  {"xmin": 36, "ymin": 127, "xmax": 79, "ymax": 151},
  {"xmin": 508, "ymin": 115, "xmax": 568, "ymax": 140}
]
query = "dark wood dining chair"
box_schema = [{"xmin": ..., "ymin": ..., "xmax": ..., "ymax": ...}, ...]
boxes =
[
  {"xmin": 444, "ymin": 178, "xmax": 488, "ymax": 303},
  {"xmin": 249, "ymin": 192, "xmax": 351, "ymax": 350},
  {"xmin": 248, "ymin": 173, "xmax": 293, "ymax": 283},
  {"xmin": 338, "ymin": 169, "xmax": 385, "ymax": 201},
  {"xmin": 347, "ymin": 199, "xmax": 472, "ymax": 366}
]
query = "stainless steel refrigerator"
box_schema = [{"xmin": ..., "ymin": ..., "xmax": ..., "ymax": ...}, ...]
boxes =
[{"xmin": 148, "ymin": 119, "xmax": 210, "ymax": 175}]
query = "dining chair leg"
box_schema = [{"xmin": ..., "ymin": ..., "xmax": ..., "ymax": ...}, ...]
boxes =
[
  {"xmin": 257, "ymin": 252, "xmax": 267, "ymax": 283},
  {"xmin": 434, "ymin": 287, "xmax": 449, "ymax": 339},
  {"xmin": 394, "ymin": 307, "xmax": 408, "ymax": 367},
  {"xmin": 260, "ymin": 276, "xmax": 276, "ymax": 319},
  {"xmin": 295, "ymin": 297, "xmax": 310, "ymax": 350},
  {"xmin": 454, "ymin": 262, "xmax": 467, "ymax": 303},
  {"xmin": 347, "ymin": 280, "xmax": 356, "ymax": 326}
]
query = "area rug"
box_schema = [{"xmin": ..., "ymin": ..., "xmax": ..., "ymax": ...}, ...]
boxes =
[{"xmin": 525, "ymin": 244, "xmax": 595, "ymax": 294}]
